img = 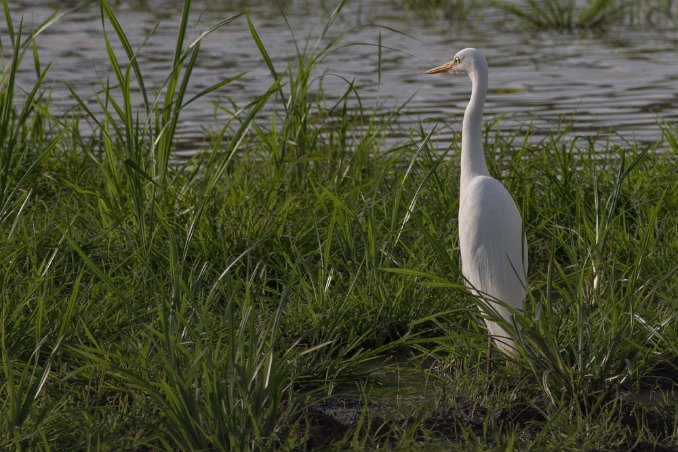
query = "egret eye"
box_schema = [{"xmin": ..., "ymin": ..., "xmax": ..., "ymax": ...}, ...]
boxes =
[{"xmin": 454, "ymin": 57, "xmax": 460, "ymax": 64}]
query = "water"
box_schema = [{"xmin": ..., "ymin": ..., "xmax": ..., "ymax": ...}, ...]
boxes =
[{"xmin": 4, "ymin": 0, "xmax": 678, "ymax": 156}]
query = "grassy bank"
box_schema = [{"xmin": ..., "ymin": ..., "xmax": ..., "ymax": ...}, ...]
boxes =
[{"xmin": 1, "ymin": 1, "xmax": 677, "ymax": 449}]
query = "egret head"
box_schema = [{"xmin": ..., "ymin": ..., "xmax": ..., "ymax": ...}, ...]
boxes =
[{"xmin": 426, "ymin": 48, "xmax": 487, "ymax": 77}]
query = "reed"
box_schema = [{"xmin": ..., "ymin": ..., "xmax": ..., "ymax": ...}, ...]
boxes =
[
  {"xmin": 0, "ymin": 0, "xmax": 676, "ymax": 449},
  {"xmin": 401, "ymin": 0, "xmax": 677, "ymax": 29}
]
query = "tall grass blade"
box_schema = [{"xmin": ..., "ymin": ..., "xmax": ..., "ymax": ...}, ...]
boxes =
[{"xmin": 101, "ymin": 0, "xmax": 150, "ymax": 112}]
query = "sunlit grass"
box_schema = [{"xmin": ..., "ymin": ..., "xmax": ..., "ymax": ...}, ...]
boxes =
[{"xmin": 1, "ymin": 0, "xmax": 677, "ymax": 449}]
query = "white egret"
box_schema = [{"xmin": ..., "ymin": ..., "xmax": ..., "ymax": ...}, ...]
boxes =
[{"xmin": 426, "ymin": 48, "xmax": 528, "ymax": 356}]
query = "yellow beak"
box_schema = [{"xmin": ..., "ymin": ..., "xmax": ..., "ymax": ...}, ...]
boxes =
[{"xmin": 425, "ymin": 60, "xmax": 456, "ymax": 74}]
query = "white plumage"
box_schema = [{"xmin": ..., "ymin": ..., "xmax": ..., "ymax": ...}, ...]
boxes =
[{"xmin": 427, "ymin": 48, "xmax": 528, "ymax": 355}]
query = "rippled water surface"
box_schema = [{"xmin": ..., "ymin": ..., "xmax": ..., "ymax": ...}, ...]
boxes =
[{"xmin": 4, "ymin": 0, "xmax": 678, "ymax": 154}]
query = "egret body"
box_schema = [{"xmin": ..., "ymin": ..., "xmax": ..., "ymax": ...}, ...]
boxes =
[{"xmin": 426, "ymin": 48, "xmax": 528, "ymax": 356}]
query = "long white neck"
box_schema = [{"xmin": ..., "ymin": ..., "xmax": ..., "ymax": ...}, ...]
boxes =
[{"xmin": 460, "ymin": 65, "xmax": 489, "ymax": 189}]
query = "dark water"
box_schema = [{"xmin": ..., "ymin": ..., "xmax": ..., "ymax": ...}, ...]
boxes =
[{"xmin": 4, "ymin": 0, "xmax": 678, "ymax": 155}]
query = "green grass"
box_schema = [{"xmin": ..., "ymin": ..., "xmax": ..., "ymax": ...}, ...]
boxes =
[
  {"xmin": 397, "ymin": 0, "xmax": 678, "ymax": 29},
  {"xmin": 1, "ymin": 0, "xmax": 677, "ymax": 449},
  {"xmin": 492, "ymin": 0, "xmax": 623, "ymax": 29}
]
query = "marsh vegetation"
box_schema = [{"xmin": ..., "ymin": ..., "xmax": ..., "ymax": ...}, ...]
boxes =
[{"xmin": 1, "ymin": 0, "xmax": 677, "ymax": 449}]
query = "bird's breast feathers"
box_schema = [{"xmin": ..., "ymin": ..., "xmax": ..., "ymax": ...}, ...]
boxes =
[{"xmin": 458, "ymin": 175, "xmax": 526, "ymax": 286}]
